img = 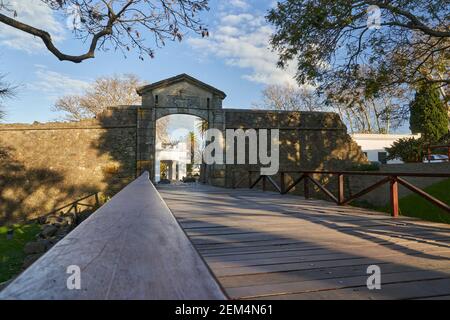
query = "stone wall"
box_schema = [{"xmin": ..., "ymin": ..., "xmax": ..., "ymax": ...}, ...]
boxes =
[
  {"xmin": 0, "ymin": 76, "xmax": 372, "ymax": 224},
  {"xmin": 0, "ymin": 107, "xmax": 137, "ymax": 224},
  {"xmin": 223, "ymin": 109, "xmax": 368, "ymax": 188}
]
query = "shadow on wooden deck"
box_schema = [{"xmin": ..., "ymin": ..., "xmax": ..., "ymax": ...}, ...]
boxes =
[{"xmin": 158, "ymin": 184, "xmax": 450, "ymax": 300}]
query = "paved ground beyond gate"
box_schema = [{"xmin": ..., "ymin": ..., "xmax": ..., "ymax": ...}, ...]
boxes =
[{"xmin": 158, "ymin": 184, "xmax": 450, "ymax": 300}]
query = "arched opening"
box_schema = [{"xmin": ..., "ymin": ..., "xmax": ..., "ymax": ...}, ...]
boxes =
[{"xmin": 155, "ymin": 114, "xmax": 208, "ymax": 184}]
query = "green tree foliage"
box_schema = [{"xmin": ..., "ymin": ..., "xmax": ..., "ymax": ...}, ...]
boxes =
[
  {"xmin": 267, "ymin": 0, "xmax": 449, "ymax": 96},
  {"xmin": 386, "ymin": 137, "xmax": 425, "ymax": 163},
  {"xmin": 409, "ymin": 83, "xmax": 448, "ymax": 142}
]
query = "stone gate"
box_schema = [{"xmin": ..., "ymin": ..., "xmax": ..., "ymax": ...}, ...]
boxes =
[
  {"xmin": 135, "ymin": 74, "xmax": 227, "ymax": 184},
  {"xmin": 0, "ymin": 74, "xmax": 367, "ymax": 223},
  {"xmin": 133, "ymin": 74, "xmax": 366, "ymax": 186}
]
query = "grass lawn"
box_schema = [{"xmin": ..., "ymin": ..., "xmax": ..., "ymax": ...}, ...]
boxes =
[
  {"xmin": 355, "ymin": 178, "xmax": 450, "ymax": 224},
  {"xmin": 394, "ymin": 178, "xmax": 450, "ymax": 224},
  {"xmin": 0, "ymin": 223, "xmax": 41, "ymax": 283}
]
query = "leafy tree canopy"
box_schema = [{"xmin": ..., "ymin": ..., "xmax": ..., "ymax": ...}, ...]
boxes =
[
  {"xmin": 409, "ymin": 82, "xmax": 448, "ymax": 142},
  {"xmin": 267, "ymin": 0, "xmax": 449, "ymax": 97}
]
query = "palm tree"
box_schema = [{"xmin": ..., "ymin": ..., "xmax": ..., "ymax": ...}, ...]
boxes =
[
  {"xmin": 196, "ymin": 119, "xmax": 209, "ymax": 137},
  {"xmin": 187, "ymin": 131, "xmax": 196, "ymax": 176}
]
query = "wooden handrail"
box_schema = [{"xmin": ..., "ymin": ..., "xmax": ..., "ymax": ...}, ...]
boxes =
[
  {"xmin": 0, "ymin": 172, "xmax": 226, "ymax": 300},
  {"xmin": 39, "ymin": 193, "xmax": 100, "ymax": 219},
  {"xmin": 247, "ymin": 170, "xmax": 450, "ymax": 178},
  {"xmin": 234, "ymin": 170, "xmax": 450, "ymax": 218},
  {"xmin": 341, "ymin": 177, "xmax": 391, "ymax": 205}
]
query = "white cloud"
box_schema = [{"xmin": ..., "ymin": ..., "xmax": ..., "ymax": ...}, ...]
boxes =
[
  {"xmin": 229, "ymin": 0, "xmax": 250, "ymax": 10},
  {"xmin": 188, "ymin": 12, "xmax": 298, "ymax": 86},
  {"xmin": 0, "ymin": 0, "xmax": 65, "ymax": 53},
  {"xmin": 28, "ymin": 65, "xmax": 90, "ymax": 98}
]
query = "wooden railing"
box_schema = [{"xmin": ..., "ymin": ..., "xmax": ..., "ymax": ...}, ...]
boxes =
[
  {"xmin": 0, "ymin": 172, "xmax": 226, "ymax": 300},
  {"xmin": 37, "ymin": 193, "xmax": 101, "ymax": 222},
  {"xmin": 233, "ymin": 170, "xmax": 450, "ymax": 218}
]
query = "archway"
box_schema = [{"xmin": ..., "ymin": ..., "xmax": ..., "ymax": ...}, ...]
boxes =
[
  {"xmin": 155, "ymin": 114, "xmax": 208, "ymax": 184},
  {"xmin": 136, "ymin": 74, "xmax": 226, "ymax": 184}
]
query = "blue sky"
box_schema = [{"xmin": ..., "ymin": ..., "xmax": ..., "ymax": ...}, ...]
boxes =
[{"xmin": 0, "ymin": 0, "xmax": 292, "ymax": 123}]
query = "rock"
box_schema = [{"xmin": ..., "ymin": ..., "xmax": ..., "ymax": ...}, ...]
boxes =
[
  {"xmin": 45, "ymin": 215, "xmax": 63, "ymax": 225},
  {"xmin": 47, "ymin": 236, "xmax": 59, "ymax": 245},
  {"xmin": 55, "ymin": 226, "xmax": 71, "ymax": 238},
  {"xmin": 37, "ymin": 216, "xmax": 47, "ymax": 224},
  {"xmin": 61, "ymin": 213, "xmax": 76, "ymax": 226},
  {"xmin": 23, "ymin": 240, "xmax": 50, "ymax": 254},
  {"xmin": 22, "ymin": 253, "xmax": 43, "ymax": 269},
  {"xmin": 40, "ymin": 224, "xmax": 58, "ymax": 238}
]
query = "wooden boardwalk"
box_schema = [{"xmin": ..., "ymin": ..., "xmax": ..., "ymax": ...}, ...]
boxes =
[{"xmin": 158, "ymin": 184, "xmax": 450, "ymax": 300}]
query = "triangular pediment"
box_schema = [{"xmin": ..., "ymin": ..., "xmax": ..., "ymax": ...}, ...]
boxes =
[{"xmin": 137, "ymin": 74, "xmax": 226, "ymax": 99}]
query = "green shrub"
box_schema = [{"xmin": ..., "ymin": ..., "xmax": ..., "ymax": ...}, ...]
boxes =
[
  {"xmin": 349, "ymin": 162, "xmax": 381, "ymax": 171},
  {"xmin": 386, "ymin": 137, "xmax": 425, "ymax": 163}
]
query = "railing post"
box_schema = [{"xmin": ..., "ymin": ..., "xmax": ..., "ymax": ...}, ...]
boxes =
[
  {"xmin": 338, "ymin": 174, "xmax": 345, "ymax": 205},
  {"xmin": 304, "ymin": 174, "xmax": 310, "ymax": 199},
  {"xmin": 390, "ymin": 176, "xmax": 399, "ymax": 218},
  {"xmin": 280, "ymin": 172, "xmax": 285, "ymax": 194},
  {"xmin": 232, "ymin": 171, "xmax": 236, "ymax": 189},
  {"xmin": 95, "ymin": 193, "xmax": 100, "ymax": 207}
]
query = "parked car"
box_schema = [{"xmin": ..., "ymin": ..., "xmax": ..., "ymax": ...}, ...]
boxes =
[{"xmin": 424, "ymin": 154, "xmax": 449, "ymax": 163}]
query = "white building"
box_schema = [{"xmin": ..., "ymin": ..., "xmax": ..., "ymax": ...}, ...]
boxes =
[
  {"xmin": 155, "ymin": 141, "xmax": 191, "ymax": 182},
  {"xmin": 352, "ymin": 133, "xmax": 421, "ymax": 164}
]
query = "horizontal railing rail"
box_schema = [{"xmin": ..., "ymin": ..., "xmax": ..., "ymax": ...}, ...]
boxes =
[
  {"xmin": 36, "ymin": 193, "xmax": 101, "ymax": 222},
  {"xmin": 233, "ymin": 170, "xmax": 450, "ymax": 218},
  {"xmin": 0, "ymin": 172, "xmax": 226, "ymax": 300}
]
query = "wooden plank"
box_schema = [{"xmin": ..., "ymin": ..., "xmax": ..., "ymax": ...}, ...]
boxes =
[
  {"xmin": 206, "ymin": 243, "xmax": 450, "ymax": 268},
  {"xmin": 218, "ymin": 260, "xmax": 450, "ymax": 289},
  {"xmin": 201, "ymin": 236, "xmax": 450, "ymax": 259},
  {"xmin": 0, "ymin": 173, "xmax": 226, "ymax": 300},
  {"xmin": 183, "ymin": 219, "xmax": 432, "ymax": 236},
  {"xmin": 252, "ymin": 278, "xmax": 450, "ymax": 300},
  {"xmin": 190, "ymin": 228, "xmax": 450, "ymax": 247},
  {"xmin": 228, "ymin": 269, "xmax": 450, "ymax": 299},
  {"xmin": 212, "ymin": 249, "xmax": 450, "ymax": 278},
  {"xmin": 203, "ymin": 235, "xmax": 450, "ymax": 260},
  {"xmin": 212, "ymin": 250, "xmax": 450, "ymax": 277}
]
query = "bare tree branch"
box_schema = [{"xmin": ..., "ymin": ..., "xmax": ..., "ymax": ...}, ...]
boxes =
[{"xmin": 0, "ymin": 0, "xmax": 209, "ymax": 63}]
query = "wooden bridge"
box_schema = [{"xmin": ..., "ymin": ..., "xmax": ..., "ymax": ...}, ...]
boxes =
[
  {"xmin": 1, "ymin": 173, "xmax": 449, "ymax": 300},
  {"xmin": 159, "ymin": 184, "xmax": 450, "ymax": 300}
]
